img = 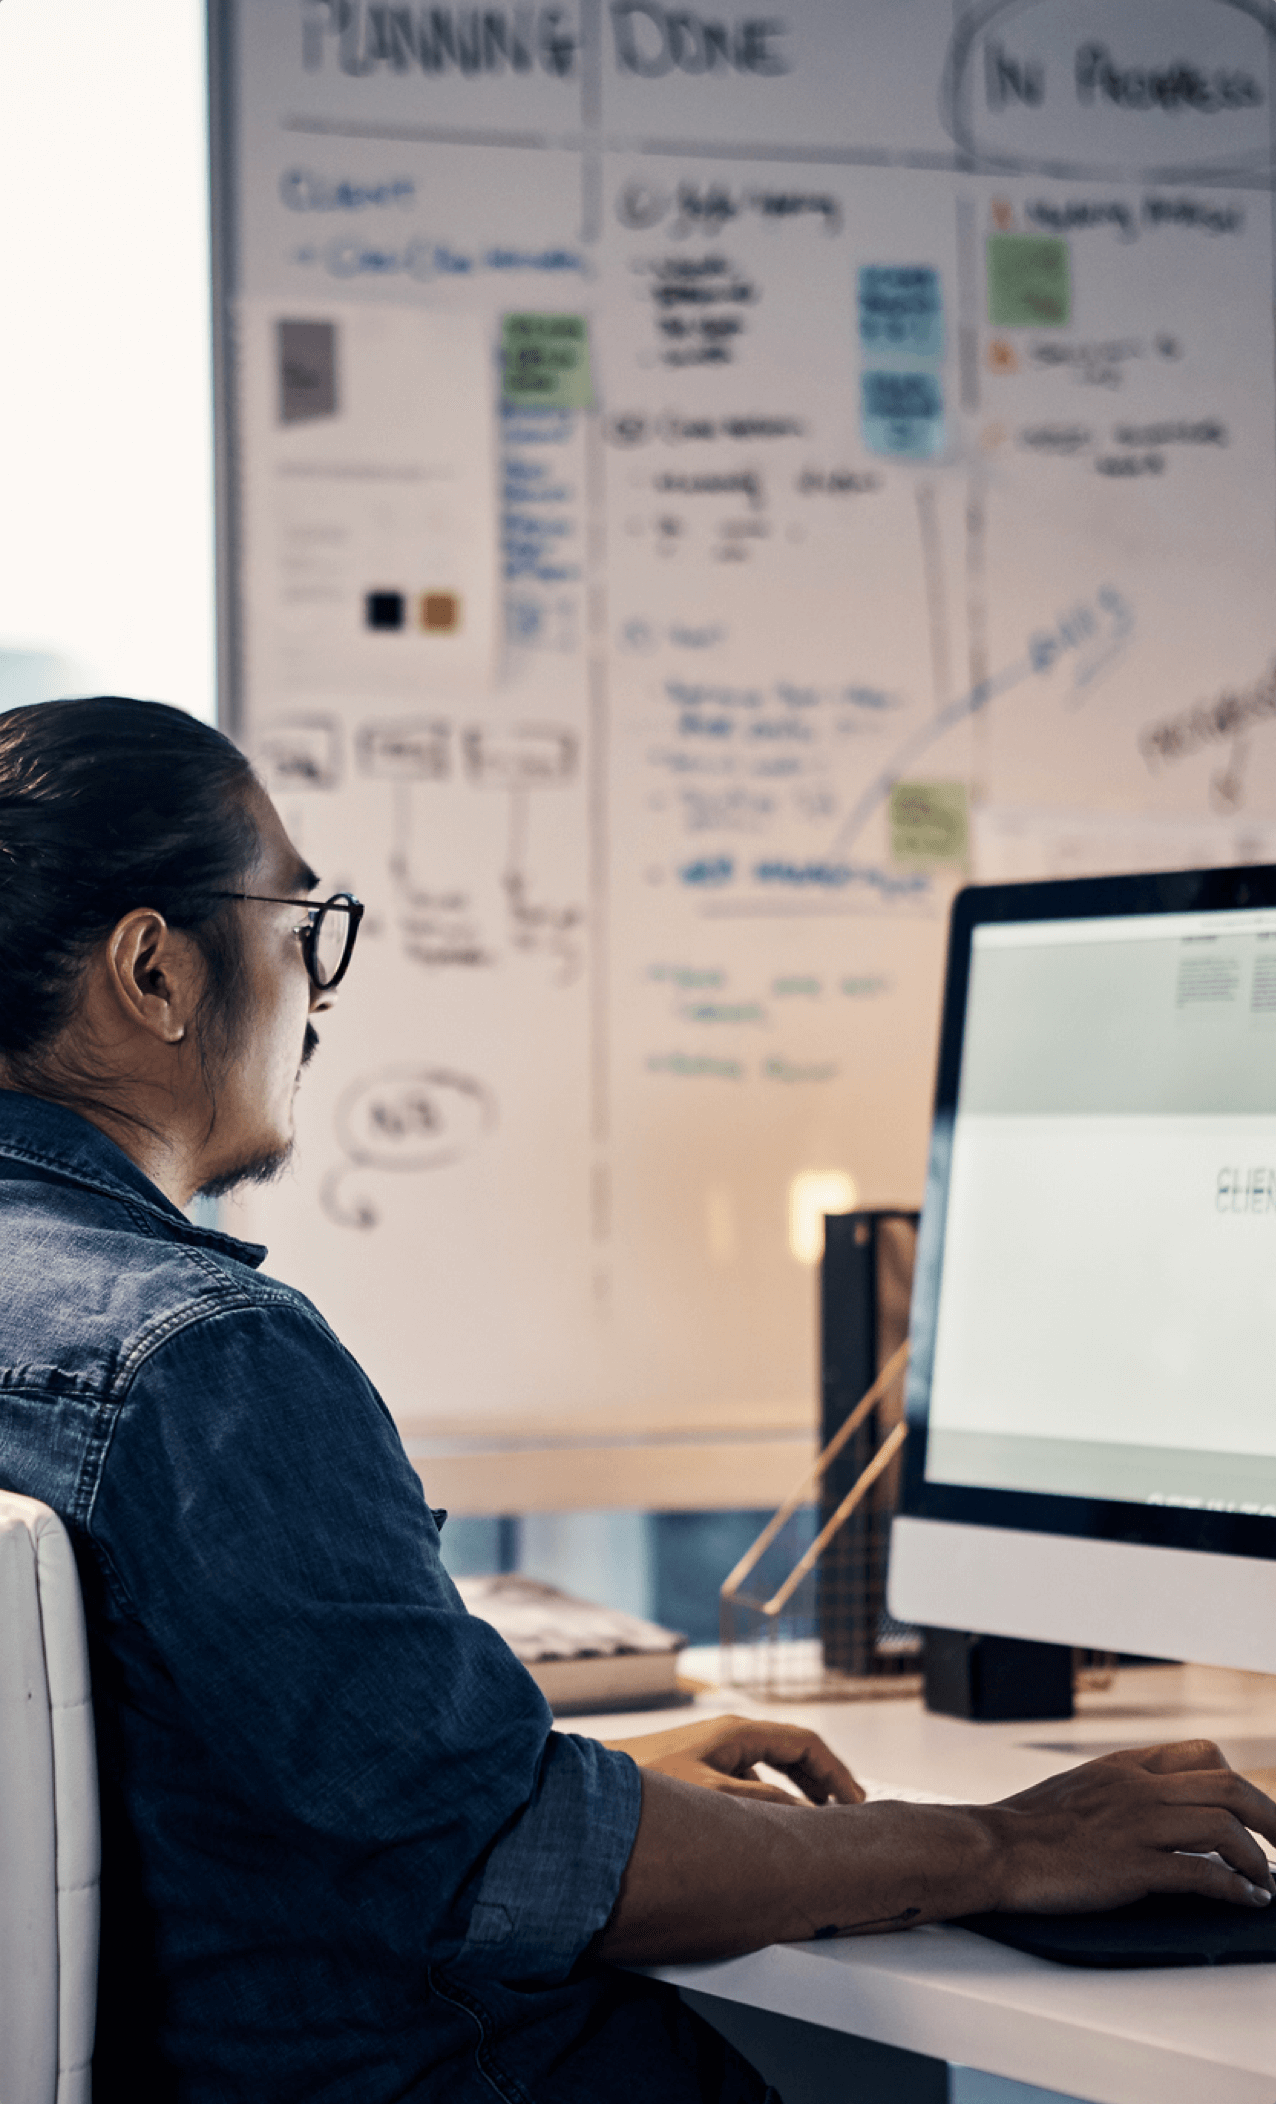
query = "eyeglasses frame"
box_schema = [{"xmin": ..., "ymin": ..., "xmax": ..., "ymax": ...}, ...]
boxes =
[{"xmin": 214, "ymin": 890, "xmax": 365, "ymax": 990}]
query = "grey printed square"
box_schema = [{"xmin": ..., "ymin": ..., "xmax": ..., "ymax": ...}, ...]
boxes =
[{"xmin": 277, "ymin": 320, "xmax": 337, "ymax": 426}]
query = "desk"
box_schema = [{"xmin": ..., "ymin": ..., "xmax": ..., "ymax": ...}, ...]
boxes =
[{"xmin": 568, "ymin": 1660, "xmax": 1276, "ymax": 2104}]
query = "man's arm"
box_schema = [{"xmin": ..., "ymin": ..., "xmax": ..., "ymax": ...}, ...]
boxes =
[{"xmin": 598, "ymin": 1728, "xmax": 1276, "ymax": 1966}]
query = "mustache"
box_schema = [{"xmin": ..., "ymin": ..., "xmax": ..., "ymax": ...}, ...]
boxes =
[{"xmin": 301, "ymin": 1022, "xmax": 320, "ymax": 1067}]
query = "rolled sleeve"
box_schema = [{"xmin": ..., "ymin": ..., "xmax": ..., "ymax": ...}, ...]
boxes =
[
  {"xmin": 461, "ymin": 1731, "xmax": 642, "ymax": 1983},
  {"xmin": 93, "ymin": 1296, "xmax": 648, "ymax": 1993}
]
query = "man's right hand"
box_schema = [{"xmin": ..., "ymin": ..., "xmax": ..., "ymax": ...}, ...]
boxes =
[{"xmin": 985, "ymin": 1738, "xmax": 1276, "ymax": 1913}]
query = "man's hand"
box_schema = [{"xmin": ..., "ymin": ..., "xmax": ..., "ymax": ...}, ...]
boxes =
[
  {"xmin": 987, "ymin": 1738, "xmax": 1276, "ymax": 1914},
  {"xmin": 603, "ymin": 1714, "xmax": 864, "ymax": 1806}
]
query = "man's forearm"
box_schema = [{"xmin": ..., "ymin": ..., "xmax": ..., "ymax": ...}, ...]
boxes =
[
  {"xmin": 598, "ymin": 1769, "xmax": 1004, "ymax": 1965},
  {"xmin": 598, "ymin": 1735, "xmax": 1276, "ymax": 1969}
]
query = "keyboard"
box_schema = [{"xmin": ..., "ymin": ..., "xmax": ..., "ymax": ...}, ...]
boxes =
[{"xmin": 857, "ymin": 1776, "xmax": 957, "ymax": 1805}]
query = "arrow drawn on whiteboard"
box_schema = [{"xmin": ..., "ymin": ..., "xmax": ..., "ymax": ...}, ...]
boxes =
[{"xmin": 828, "ymin": 586, "xmax": 1133, "ymax": 857}]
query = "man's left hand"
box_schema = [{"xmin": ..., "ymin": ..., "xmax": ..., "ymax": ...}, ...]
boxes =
[{"xmin": 602, "ymin": 1714, "xmax": 864, "ymax": 1805}]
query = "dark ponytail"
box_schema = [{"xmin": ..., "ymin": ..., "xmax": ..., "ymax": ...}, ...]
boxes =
[{"xmin": 0, "ymin": 696, "xmax": 260, "ymax": 1080}]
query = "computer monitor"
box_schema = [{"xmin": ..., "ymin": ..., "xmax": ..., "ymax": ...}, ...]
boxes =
[{"xmin": 888, "ymin": 865, "xmax": 1276, "ymax": 1673}]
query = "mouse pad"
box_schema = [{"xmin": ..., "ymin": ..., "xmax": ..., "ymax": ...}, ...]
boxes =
[{"xmin": 953, "ymin": 1893, "xmax": 1276, "ymax": 1967}]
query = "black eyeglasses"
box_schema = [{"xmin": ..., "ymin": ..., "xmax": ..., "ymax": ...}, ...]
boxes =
[{"xmin": 215, "ymin": 890, "xmax": 365, "ymax": 990}]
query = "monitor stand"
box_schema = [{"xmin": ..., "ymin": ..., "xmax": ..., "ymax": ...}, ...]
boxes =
[{"xmin": 922, "ymin": 1628, "xmax": 1074, "ymax": 1722}]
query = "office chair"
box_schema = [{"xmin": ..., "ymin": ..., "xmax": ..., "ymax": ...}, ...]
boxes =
[{"xmin": 0, "ymin": 1492, "xmax": 99, "ymax": 2104}]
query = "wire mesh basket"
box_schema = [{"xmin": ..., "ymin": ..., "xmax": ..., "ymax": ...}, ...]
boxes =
[
  {"xmin": 719, "ymin": 1336, "xmax": 1118, "ymax": 1703},
  {"xmin": 720, "ymin": 1342, "xmax": 923, "ymax": 1702}
]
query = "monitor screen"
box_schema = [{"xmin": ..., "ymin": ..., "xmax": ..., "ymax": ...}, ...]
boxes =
[{"xmin": 902, "ymin": 867, "xmax": 1276, "ymax": 1565}]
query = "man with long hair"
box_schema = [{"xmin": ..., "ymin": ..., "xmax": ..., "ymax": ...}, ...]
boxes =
[{"xmin": 1, "ymin": 696, "xmax": 1271, "ymax": 2102}]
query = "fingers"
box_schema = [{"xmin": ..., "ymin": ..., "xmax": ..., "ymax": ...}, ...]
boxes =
[
  {"xmin": 996, "ymin": 1741, "xmax": 1276, "ymax": 1915},
  {"xmin": 1141, "ymin": 1805, "xmax": 1275, "ymax": 1889},
  {"xmin": 603, "ymin": 1714, "xmax": 864, "ymax": 1804},
  {"xmin": 1151, "ymin": 1766, "xmax": 1276, "ymax": 1851},
  {"xmin": 1098, "ymin": 1739, "xmax": 1232, "ymax": 1777},
  {"xmin": 649, "ymin": 1750, "xmax": 801, "ymax": 1803},
  {"xmin": 1142, "ymin": 1846, "xmax": 1274, "ymax": 1909},
  {"xmin": 706, "ymin": 1720, "xmax": 864, "ymax": 1805}
]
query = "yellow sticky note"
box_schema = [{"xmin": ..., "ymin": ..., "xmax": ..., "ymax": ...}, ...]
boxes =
[{"xmin": 890, "ymin": 781, "xmax": 969, "ymax": 865}]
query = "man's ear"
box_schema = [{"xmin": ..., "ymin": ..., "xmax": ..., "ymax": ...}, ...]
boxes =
[{"xmin": 104, "ymin": 910, "xmax": 200, "ymax": 1046}]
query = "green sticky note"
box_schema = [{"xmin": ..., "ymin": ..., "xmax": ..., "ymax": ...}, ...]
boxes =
[
  {"xmin": 890, "ymin": 781, "xmax": 969, "ymax": 865},
  {"xmin": 987, "ymin": 235, "xmax": 1071, "ymax": 327},
  {"xmin": 502, "ymin": 313, "xmax": 592, "ymax": 407}
]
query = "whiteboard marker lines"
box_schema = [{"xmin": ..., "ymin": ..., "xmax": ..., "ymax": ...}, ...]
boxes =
[
  {"xmin": 588, "ymin": 652, "xmax": 611, "ymax": 1149},
  {"xmin": 501, "ymin": 782, "xmax": 585, "ymax": 981},
  {"xmin": 827, "ymin": 587, "xmax": 1135, "ymax": 859},
  {"xmin": 700, "ymin": 900, "xmax": 935, "ymax": 919},
  {"xmin": 319, "ymin": 1068, "xmax": 499, "ymax": 1231},
  {"xmin": 579, "ymin": 0, "xmax": 602, "ymax": 133},
  {"xmin": 827, "ymin": 657, "xmax": 1033, "ymax": 858},
  {"xmin": 584, "ymin": 387, "xmax": 612, "ymax": 1285},
  {"xmin": 1212, "ymin": 732, "xmax": 1253, "ymax": 812},
  {"xmin": 281, "ymin": 115, "xmax": 555, "ymax": 151},
  {"xmin": 506, "ymin": 779, "xmax": 530, "ymax": 877},
  {"xmin": 579, "ymin": 0, "xmax": 604, "ymax": 242},
  {"xmin": 955, "ymin": 194, "xmax": 981, "ymax": 415},
  {"xmin": 389, "ymin": 778, "xmax": 433, "ymax": 906},
  {"xmin": 275, "ymin": 118, "xmax": 1276, "ymax": 193},
  {"xmin": 587, "ymin": 748, "xmax": 611, "ymax": 1301},
  {"xmin": 964, "ymin": 468, "xmax": 990, "ymax": 802},
  {"xmin": 914, "ymin": 480, "xmax": 953, "ymax": 717},
  {"xmin": 631, "ymin": 136, "xmax": 966, "ymax": 173}
]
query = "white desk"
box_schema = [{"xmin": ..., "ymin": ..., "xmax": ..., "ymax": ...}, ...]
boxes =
[{"xmin": 569, "ymin": 1660, "xmax": 1276, "ymax": 2104}]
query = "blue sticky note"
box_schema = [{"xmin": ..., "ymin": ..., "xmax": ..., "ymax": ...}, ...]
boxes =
[
  {"xmin": 857, "ymin": 266, "xmax": 944, "ymax": 358},
  {"xmin": 860, "ymin": 371, "xmax": 945, "ymax": 458}
]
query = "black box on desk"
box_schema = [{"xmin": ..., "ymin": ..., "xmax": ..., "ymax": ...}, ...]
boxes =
[{"xmin": 922, "ymin": 1628, "xmax": 1074, "ymax": 1722}]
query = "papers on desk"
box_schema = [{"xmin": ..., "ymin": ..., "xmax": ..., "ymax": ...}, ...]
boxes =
[{"xmin": 457, "ymin": 1574, "xmax": 687, "ymax": 1715}]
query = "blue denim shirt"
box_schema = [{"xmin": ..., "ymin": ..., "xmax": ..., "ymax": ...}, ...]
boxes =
[{"xmin": 0, "ymin": 1094, "xmax": 772, "ymax": 2104}]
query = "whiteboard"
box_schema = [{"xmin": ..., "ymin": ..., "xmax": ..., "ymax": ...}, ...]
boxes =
[{"xmin": 214, "ymin": 0, "xmax": 1276, "ymax": 1472}]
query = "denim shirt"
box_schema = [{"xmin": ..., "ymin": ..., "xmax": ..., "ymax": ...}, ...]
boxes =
[{"xmin": 0, "ymin": 1095, "xmax": 770, "ymax": 2104}]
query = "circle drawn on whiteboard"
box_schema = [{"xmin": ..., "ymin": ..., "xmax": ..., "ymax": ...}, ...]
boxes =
[
  {"xmin": 942, "ymin": 0, "xmax": 1276, "ymax": 181},
  {"xmin": 336, "ymin": 1066, "xmax": 497, "ymax": 1173}
]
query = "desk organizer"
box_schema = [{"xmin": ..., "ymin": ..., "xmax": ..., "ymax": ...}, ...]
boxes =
[
  {"xmin": 719, "ymin": 1342, "xmax": 923, "ymax": 1702},
  {"xmin": 719, "ymin": 1341, "xmax": 1115, "ymax": 1705}
]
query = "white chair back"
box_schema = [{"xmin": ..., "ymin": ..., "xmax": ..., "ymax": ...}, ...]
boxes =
[{"xmin": 0, "ymin": 1493, "xmax": 99, "ymax": 2104}]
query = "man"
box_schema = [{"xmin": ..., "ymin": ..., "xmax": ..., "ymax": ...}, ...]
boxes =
[{"xmin": 0, "ymin": 694, "xmax": 1272, "ymax": 2103}]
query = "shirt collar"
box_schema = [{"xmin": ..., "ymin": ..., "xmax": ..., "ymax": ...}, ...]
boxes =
[{"xmin": 0, "ymin": 1089, "xmax": 268, "ymax": 1268}]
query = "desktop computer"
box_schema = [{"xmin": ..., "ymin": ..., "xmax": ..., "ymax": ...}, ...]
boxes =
[{"xmin": 888, "ymin": 864, "xmax": 1276, "ymax": 1673}]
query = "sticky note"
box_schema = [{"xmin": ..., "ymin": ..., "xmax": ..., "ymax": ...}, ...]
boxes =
[
  {"xmin": 365, "ymin": 590, "xmax": 405, "ymax": 631},
  {"xmin": 890, "ymin": 781, "xmax": 968, "ymax": 865},
  {"xmin": 420, "ymin": 591, "xmax": 461, "ymax": 633},
  {"xmin": 987, "ymin": 235, "xmax": 1071, "ymax": 327},
  {"xmin": 502, "ymin": 314, "xmax": 592, "ymax": 408},
  {"xmin": 861, "ymin": 371, "xmax": 945, "ymax": 459},
  {"xmin": 857, "ymin": 266, "xmax": 944, "ymax": 358}
]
